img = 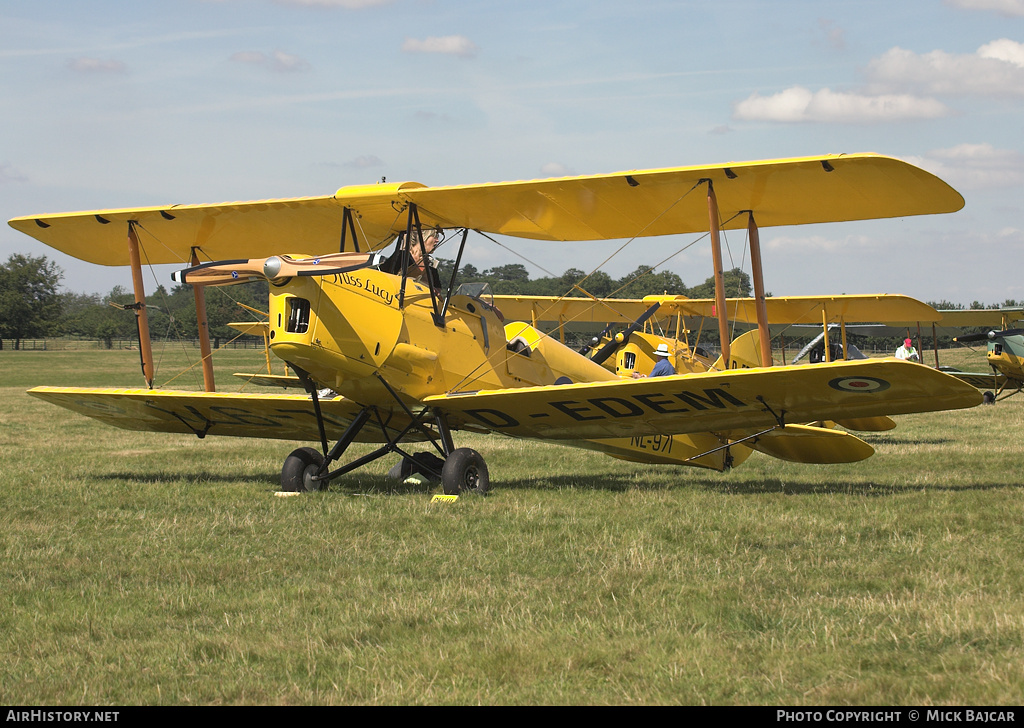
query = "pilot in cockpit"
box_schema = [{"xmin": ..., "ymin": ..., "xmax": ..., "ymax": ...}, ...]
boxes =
[{"xmin": 379, "ymin": 227, "xmax": 442, "ymax": 289}]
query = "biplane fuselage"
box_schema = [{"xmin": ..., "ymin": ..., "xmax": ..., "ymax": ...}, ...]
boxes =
[
  {"xmin": 939, "ymin": 309, "xmax": 1024, "ymax": 401},
  {"xmin": 985, "ymin": 335, "xmax": 1024, "ymax": 384},
  {"xmin": 268, "ymin": 266, "xmax": 616, "ymax": 404}
]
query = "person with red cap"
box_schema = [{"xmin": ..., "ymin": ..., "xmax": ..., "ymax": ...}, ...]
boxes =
[{"xmin": 895, "ymin": 337, "xmax": 920, "ymax": 362}]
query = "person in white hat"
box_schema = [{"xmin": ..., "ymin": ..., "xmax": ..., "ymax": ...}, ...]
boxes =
[
  {"xmin": 631, "ymin": 343, "xmax": 675, "ymax": 378},
  {"xmin": 649, "ymin": 343, "xmax": 675, "ymax": 377}
]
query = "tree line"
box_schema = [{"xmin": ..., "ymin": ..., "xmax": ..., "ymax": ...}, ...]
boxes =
[{"xmin": 0, "ymin": 253, "xmax": 1016, "ymax": 350}]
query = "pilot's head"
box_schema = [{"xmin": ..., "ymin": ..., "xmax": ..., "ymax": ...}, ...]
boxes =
[
  {"xmin": 423, "ymin": 228, "xmax": 439, "ymax": 251},
  {"xmin": 411, "ymin": 228, "xmax": 440, "ymax": 259}
]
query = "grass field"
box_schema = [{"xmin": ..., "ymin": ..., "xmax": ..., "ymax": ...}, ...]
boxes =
[{"xmin": 1, "ymin": 346, "xmax": 1022, "ymax": 705}]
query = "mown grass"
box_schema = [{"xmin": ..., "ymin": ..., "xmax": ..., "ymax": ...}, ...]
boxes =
[{"xmin": 0, "ymin": 347, "xmax": 1022, "ymax": 705}]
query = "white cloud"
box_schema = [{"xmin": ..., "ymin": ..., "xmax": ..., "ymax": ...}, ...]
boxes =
[
  {"xmin": 945, "ymin": 0, "xmax": 1024, "ymax": 17},
  {"xmin": 763, "ymin": 233, "xmax": 880, "ymax": 254},
  {"xmin": 540, "ymin": 162, "xmax": 574, "ymax": 177},
  {"xmin": 401, "ymin": 35, "xmax": 478, "ymax": 58},
  {"xmin": 0, "ymin": 163, "xmax": 28, "ymax": 185},
  {"xmin": 732, "ymin": 86, "xmax": 948, "ymax": 123},
  {"xmin": 978, "ymin": 38, "xmax": 1024, "ymax": 66},
  {"xmin": 345, "ymin": 155, "xmax": 385, "ymax": 169},
  {"xmin": 67, "ymin": 57, "xmax": 126, "ymax": 73},
  {"xmin": 866, "ymin": 40, "xmax": 1024, "ymax": 97},
  {"xmin": 911, "ymin": 143, "xmax": 1024, "ymax": 189},
  {"xmin": 734, "ymin": 38, "xmax": 1024, "ymax": 123},
  {"xmin": 230, "ymin": 50, "xmax": 310, "ymax": 72}
]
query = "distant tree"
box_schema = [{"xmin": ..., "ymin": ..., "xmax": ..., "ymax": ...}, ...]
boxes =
[
  {"xmin": 577, "ymin": 270, "xmax": 614, "ymax": 298},
  {"xmin": 485, "ymin": 263, "xmax": 530, "ymax": 282},
  {"xmin": 612, "ymin": 266, "xmax": 656, "ymax": 299},
  {"xmin": 435, "ymin": 258, "xmax": 456, "ymax": 284},
  {"xmin": 162, "ymin": 280, "xmax": 271, "ymax": 347},
  {"xmin": 927, "ymin": 300, "xmax": 965, "ymax": 311},
  {"xmin": 0, "ymin": 254, "xmax": 64, "ymax": 349},
  {"xmin": 559, "ymin": 268, "xmax": 587, "ymax": 291},
  {"xmin": 614, "ymin": 266, "xmax": 688, "ymax": 299},
  {"xmin": 60, "ymin": 291, "xmax": 103, "ymax": 336},
  {"xmin": 687, "ymin": 267, "xmax": 752, "ymax": 299},
  {"xmin": 87, "ymin": 286, "xmax": 139, "ymax": 348}
]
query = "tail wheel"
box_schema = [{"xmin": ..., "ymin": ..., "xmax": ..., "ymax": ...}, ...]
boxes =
[
  {"xmin": 441, "ymin": 448, "xmax": 489, "ymax": 495},
  {"xmin": 281, "ymin": 447, "xmax": 326, "ymax": 492}
]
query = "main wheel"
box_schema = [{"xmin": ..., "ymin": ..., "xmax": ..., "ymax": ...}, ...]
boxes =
[
  {"xmin": 441, "ymin": 448, "xmax": 489, "ymax": 495},
  {"xmin": 281, "ymin": 447, "xmax": 327, "ymax": 492}
]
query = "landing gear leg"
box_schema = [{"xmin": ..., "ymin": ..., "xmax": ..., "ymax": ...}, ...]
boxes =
[{"xmin": 280, "ymin": 372, "xmax": 491, "ymax": 494}]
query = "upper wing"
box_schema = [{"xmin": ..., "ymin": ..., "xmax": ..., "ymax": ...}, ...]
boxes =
[
  {"xmin": 404, "ymin": 153, "xmax": 963, "ymax": 240},
  {"xmin": 492, "ymin": 295, "xmax": 653, "ymax": 327},
  {"xmin": 933, "ymin": 308, "xmax": 1024, "ymax": 328},
  {"xmin": 26, "ymin": 387, "xmax": 430, "ymax": 443},
  {"xmin": 651, "ymin": 294, "xmax": 941, "ymax": 325},
  {"xmin": 9, "ymin": 153, "xmax": 962, "ymax": 266},
  {"xmin": 493, "ymin": 293, "xmax": 941, "ymax": 329},
  {"xmin": 7, "ymin": 183, "xmax": 423, "ymax": 267},
  {"xmin": 424, "ymin": 359, "xmax": 981, "ymax": 440}
]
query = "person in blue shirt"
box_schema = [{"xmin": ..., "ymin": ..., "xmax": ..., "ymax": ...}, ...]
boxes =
[
  {"xmin": 634, "ymin": 343, "xmax": 676, "ymax": 378},
  {"xmin": 649, "ymin": 343, "xmax": 676, "ymax": 377}
]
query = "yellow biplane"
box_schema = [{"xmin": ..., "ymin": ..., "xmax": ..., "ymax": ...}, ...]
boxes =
[
  {"xmin": 933, "ymin": 308, "xmax": 1024, "ymax": 403},
  {"xmin": 9, "ymin": 153, "xmax": 983, "ymax": 494}
]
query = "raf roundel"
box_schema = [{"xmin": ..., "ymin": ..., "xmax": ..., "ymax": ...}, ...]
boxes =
[{"xmin": 828, "ymin": 376, "xmax": 891, "ymax": 393}]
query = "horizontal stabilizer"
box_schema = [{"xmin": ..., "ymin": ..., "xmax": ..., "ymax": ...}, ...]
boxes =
[
  {"xmin": 938, "ymin": 369, "xmax": 1007, "ymax": 390},
  {"xmin": 745, "ymin": 424, "xmax": 874, "ymax": 464},
  {"xmin": 834, "ymin": 415, "xmax": 896, "ymax": 432}
]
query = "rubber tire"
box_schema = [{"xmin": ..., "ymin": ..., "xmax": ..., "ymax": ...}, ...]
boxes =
[
  {"xmin": 281, "ymin": 447, "xmax": 326, "ymax": 492},
  {"xmin": 441, "ymin": 448, "xmax": 489, "ymax": 495}
]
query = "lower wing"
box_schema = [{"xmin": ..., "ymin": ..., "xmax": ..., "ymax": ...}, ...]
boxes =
[
  {"xmin": 26, "ymin": 387, "xmax": 429, "ymax": 443},
  {"xmin": 425, "ymin": 359, "xmax": 981, "ymax": 441}
]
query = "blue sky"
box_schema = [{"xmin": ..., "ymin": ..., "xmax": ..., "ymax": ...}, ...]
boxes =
[{"xmin": 2, "ymin": 0, "xmax": 1023, "ymax": 306}]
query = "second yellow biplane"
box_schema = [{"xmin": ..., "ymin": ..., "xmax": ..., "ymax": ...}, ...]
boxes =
[
  {"xmin": 935, "ymin": 308, "xmax": 1024, "ymax": 403},
  {"xmin": 9, "ymin": 153, "xmax": 983, "ymax": 494}
]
